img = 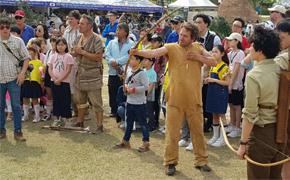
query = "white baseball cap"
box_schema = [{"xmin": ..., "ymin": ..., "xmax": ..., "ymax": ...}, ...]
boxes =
[
  {"xmin": 268, "ymin": 5, "xmax": 286, "ymax": 14},
  {"xmin": 225, "ymin": 33, "xmax": 243, "ymax": 43}
]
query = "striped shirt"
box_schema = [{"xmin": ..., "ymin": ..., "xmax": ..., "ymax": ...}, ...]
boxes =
[{"xmin": 0, "ymin": 34, "xmax": 30, "ymax": 83}]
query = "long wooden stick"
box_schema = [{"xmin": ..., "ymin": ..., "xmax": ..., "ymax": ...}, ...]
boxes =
[{"xmin": 121, "ymin": 7, "xmax": 184, "ymax": 94}]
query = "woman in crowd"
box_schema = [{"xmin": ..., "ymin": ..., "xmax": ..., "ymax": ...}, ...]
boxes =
[{"xmin": 28, "ymin": 24, "xmax": 52, "ymax": 53}]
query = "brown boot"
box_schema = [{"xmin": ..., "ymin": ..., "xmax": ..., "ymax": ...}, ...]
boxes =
[
  {"xmin": 138, "ymin": 141, "xmax": 150, "ymax": 152},
  {"xmin": 91, "ymin": 125, "xmax": 105, "ymax": 135},
  {"xmin": 14, "ymin": 130, "xmax": 26, "ymax": 142},
  {"xmin": 73, "ymin": 122, "xmax": 84, "ymax": 128},
  {"xmin": 0, "ymin": 130, "xmax": 6, "ymax": 139},
  {"xmin": 195, "ymin": 164, "xmax": 212, "ymax": 172}
]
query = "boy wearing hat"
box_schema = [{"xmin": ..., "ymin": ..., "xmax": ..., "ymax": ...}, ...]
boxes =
[
  {"xmin": 14, "ymin": 10, "xmax": 35, "ymax": 45},
  {"xmin": 143, "ymin": 57, "xmax": 157, "ymax": 132},
  {"xmin": 167, "ymin": 15, "xmax": 184, "ymax": 43}
]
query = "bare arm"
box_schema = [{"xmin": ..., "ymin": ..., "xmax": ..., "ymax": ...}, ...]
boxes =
[
  {"xmin": 229, "ymin": 63, "xmax": 241, "ymax": 93},
  {"xmin": 186, "ymin": 48, "xmax": 217, "ymax": 67},
  {"xmin": 237, "ymin": 119, "xmax": 254, "ymax": 160},
  {"xmin": 147, "ymin": 82, "xmax": 155, "ymax": 95},
  {"xmin": 131, "ymin": 47, "xmax": 168, "ymax": 58},
  {"xmin": 242, "ymin": 54, "xmax": 251, "ymax": 65},
  {"xmin": 48, "ymin": 64, "xmax": 57, "ymax": 81}
]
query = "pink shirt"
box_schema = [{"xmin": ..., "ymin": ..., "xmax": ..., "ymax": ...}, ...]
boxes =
[
  {"xmin": 228, "ymin": 50, "xmax": 245, "ymax": 90},
  {"xmin": 48, "ymin": 53, "xmax": 74, "ymax": 83},
  {"xmin": 40, "ymin": 53, "xmax": 45, "ymax": 64}
]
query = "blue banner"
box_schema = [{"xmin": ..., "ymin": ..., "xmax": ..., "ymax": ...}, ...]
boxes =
[{"xmin": 0, "ymin": 0, "xmax": 163, "ymax": 12}]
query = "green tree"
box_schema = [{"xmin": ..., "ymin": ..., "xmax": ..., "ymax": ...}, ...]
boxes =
[
  {"xmin": 248, "ymin": 0, "xmax": 277, "ymax": 10},
  {"xmin": 209, "ymin": 16, "xmax": 231, "ymax": 40}
]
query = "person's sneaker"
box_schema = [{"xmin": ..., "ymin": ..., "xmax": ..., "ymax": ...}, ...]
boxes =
[
  {"xmin": 92, "ymin": 125, "xmax": 105, "ymax": 135},
  {"xmin": 179, "ymin": 139, "xmax": 190, "ymax": 147},
  {"xmin": 22, "ymin": 115, "xmax": 29, "ymax": 122},
  {"xmin": 165, "ymin": 164, "xmax": 176, "ymax": 176},
  {"xmin": 42, "ymin": 114, "xmax": 51, "ymax": 121},
  {"xmin": 6, "ymin": 117, "xmax": 12, "ymax": 121},
  {"xmin": 114, "ymin": 139, "xmax": 130, "ymax": 149},
  {"xmin": 195, "ymin": 164, "xmax": 212, "ymax": 172},
  {"xmin": 110, "ymin": 113, "xmax": 117, "ymax": 117},
  {"xmin": 64, "ymin": 120, "xmax": 72, "ymax": 127},
  {"xmin": 149, "ymin": 126, "xmax": 157, "ymax": 133},
  {"xmin": 119, "ymin": 121, "xmax": 125, "ymax": 128},
  {"xmin": 138, "ymin": 141, "xmax": 150, "ymax": 152},
  {"xmin": 0, "ymin": 130, "xmax": 6, "ymax": 139},
  {"xmin": 206, "ymin": 136, "xmax": 218, "ymax": 145},
  {"xmin": 51, "ymin": 121, "xmax": 60, "ymax": 127},
  {"xmin": 14, "ymin": 130, "xmax": 26, "ymax": 142},
  {"xmin": 133, "ymin": 121, "xmax": 136, "ymax": 131},
  {"xmin": 227, "ymin": 129, "xmax": 241, "ymax": 138},
  {"xmin": 161, "ymin": 129, "xmax": 165, "ymax": 134},
  {"xmin": 32, "ymin": 116, "xmax": 41, "ymax": 123},
  {"xmin": 73, "ymin": 122, "xmax": 84, "ymax": 128},
  {"xmin": 211, "ymin": 139, "xmax": 226, "ymax": 147},
  {"xmin": 159, "ymin": 125, "xmax": 165, "ymax": 132},
  {"xmin": 225, "ymin": 125, "xmax": 235, "ymax": 133},
  {"xmin": 186, "ymin": 142, "xmax": 193, "ymax": 151}
]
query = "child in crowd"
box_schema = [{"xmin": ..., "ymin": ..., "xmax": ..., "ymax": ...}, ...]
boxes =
[
  {"xmin": 143, "ymin": 57, "xmax": 157, "ymax": 132},
  {"xmin": 225, "ymin": 33, "xmax": 245, "ymax": 138},
  {"xmin": 114, "ymin": 54, "xmax": 150, "ymax": 152},
  {"xmin": 42, "ymin": 37, "xmax": 57, "ymax": 121},
  {"xmin": 48, "ymin": 38, "xmax": 74, "ymax": 127},
  {"xmin": 205, "ymin": 45, "xmax": 230, "ymax": 147},
  {"xmin": 21, "ymin": 46, "xmax": 44, "ymax": 122},
  {"xmin": 6, "ymin": 92, "xmax": 12, "ymax": 121},
  {"xmin": 117, "ymin": 85, "xmax": 127, "ymax": 128},
  {"xmin": 10, "ymin": 26, "xmax": 21, "ymax": 37}
]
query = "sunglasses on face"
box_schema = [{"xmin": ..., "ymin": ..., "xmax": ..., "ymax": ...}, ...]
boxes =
[
  {"xmin": 172, "ymin": 21, "xmax": 178, "ymax": 25},
  {"xmin": 270, "ymin": 11, "xmax": 279, "ymax": 14},
  {"xmin": 15, "ymin": 16, "xmax": 23, "ymax": 20},
  {"xmin": 36, "ymin": 29, "xmax": 42, "ymax": 33},
  {"xmin": 0, "ymin": 25, "xmax": 10, "ymax": 30}
]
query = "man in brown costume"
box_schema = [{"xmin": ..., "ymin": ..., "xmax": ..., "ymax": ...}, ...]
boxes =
[
  {"xmin": 71, "ymin": 14, "xmax": 105, "ymax": 134},
  {"xmin": 131, "ymin": 22, "xmax": 217, "ymax": 175}
]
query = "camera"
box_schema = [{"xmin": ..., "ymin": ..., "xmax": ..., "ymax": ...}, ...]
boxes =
[{"xmin": 19, "ymin": 60, "xmax": 34, "ymax": 72}]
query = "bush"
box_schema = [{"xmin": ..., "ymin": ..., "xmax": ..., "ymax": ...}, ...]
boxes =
[{"xmin": 209, "ymin": 16, "xmax": 231, "ymax": 40}]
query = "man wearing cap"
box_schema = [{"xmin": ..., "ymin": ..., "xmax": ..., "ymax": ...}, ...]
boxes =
[
  {"xmin": 102, "ymin": 11, "xmax": 119, "ymax": 46},
  {"xmin": 167, "ymin": 15, "xmax": 184, "ymax": 44},
  {"xmin": 14, "ymin": 10, "xmax": 35, "ymax": 46},
  {"xmin": 268, "ymin": 5, "xmax": 286, "ymax": 28},
  {"xmin": 132, "ymin": 24, "xmax": 139, "ymax": 41}
]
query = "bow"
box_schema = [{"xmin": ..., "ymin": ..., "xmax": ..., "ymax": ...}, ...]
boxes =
[
  {"xmin": 121, "ymin": 7, "xmax": 184, "ymax": 94},
  {"xmin": 219, "ymin": 118, "xmax": 290, "ymax": 167}
]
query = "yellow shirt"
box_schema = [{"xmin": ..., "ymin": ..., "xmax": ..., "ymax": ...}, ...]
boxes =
[
  {"xmin": 138, "ymin": 41, "xmax": 151, "ymax": 67},
  {"xmin": 25, "ymin": 59, "xmax": 44, "ymax": 84},
  {"xmin": 164, "ymin": 42, "xmax": 203, "ymax": 110},
  {"xmin": 163, "ymin": 62, "xmax": 169, "ymax": 92},
  {"xmin": 242, "ymin": 59, "xmax": 280, "ymax": 126},
  {"xmin": 275, "ymin": 48, "xmax": 289, "ymax": 69},
  {"xmin": 209, "ymin": 61, "xmax": 230, "ymax": 80}
]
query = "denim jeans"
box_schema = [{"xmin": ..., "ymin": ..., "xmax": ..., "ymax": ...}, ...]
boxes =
[
  {"xmin": 147, "ymin": 101, "xmax": 155, "ymax": 128},
  {"xmin": 123, "ymin": 103, "xmax": 149, "ymax": 142},
  {"xmin": 0, "ymin": 80, "xmax": 22, "ymax": 133},
  {"xmin": 117, "ymin": 106, "xmax": 125, "ymax": 121}
]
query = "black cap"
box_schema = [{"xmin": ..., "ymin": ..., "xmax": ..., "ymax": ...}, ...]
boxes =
[
  {"xmin": 147, "ymin": 57, "xmax": 155, "ymax": 64},
  {"xmin": 151, "ymin": 34, "xmax": 163, "ymax": 42},
  {"xmin": 170, "ymin": 15, "xmax": 184, "ymax": 23}
]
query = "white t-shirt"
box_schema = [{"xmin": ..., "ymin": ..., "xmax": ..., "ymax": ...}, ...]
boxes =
[{"xmin": 228, "ymin": 50, "xmax": 245, "ymax": 90}]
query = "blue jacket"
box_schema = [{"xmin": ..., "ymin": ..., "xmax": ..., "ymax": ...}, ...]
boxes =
[
  {"xmin": 132, "ymin": 29, "xmax": 139, "ymax": 41},
  {"xmin": 117, "ymin": 86, "xmax": 127, "ymax": 107},
  {"xmin": 21, "ymin": 24, "xmax": 35, "ymax": 45},
  {"xmin": 102, "ymin": 22, "xmax": 118, "ymax": 46},
  {"xmin": 105, "ymin": 38, "xmax": 135, "ymax": 76},
  {"xmin": 166, "ymin": 31, "xmax": 179, "ymax": 44}
]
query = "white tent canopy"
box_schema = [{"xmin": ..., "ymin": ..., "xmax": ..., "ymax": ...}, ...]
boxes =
[{"xmin": 168, "ymin": 0, "xmax": 218, "ymax": 8}]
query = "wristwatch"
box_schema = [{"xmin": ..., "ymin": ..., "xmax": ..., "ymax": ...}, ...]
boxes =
[{"xmin": 239, "ymin": 139, "xmax": 248, "ymax": 145}]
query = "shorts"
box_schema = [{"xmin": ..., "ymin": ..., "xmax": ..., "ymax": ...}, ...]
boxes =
[
  {"xmin": 229, "ymin": 89, "xmax": 244, "ymax": 106},
  {"xmin": 73, "ymin": 88, "xmax": 103, "ymax": 112}
]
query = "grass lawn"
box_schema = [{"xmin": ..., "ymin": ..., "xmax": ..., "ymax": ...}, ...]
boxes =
[{"xmin": 0, "ymin": 60, "xmax": 247, "ymax": 180}]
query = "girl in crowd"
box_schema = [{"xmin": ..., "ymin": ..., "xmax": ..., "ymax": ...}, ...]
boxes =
[
  {"xmin": 28, "ymin": 24, "xmax": 52, "ymax": 53},
  {"xmin": 21, "ymin": 46, "xmax": 44, "ymax": 122},
  {"xmin": 138, "ymin": 27, "xmax": 152, "ymax": 67},
  {"xmin": 48, "ymin": 38, "xmax": 74, "ymax": 127},
  {"xmin": 42, "ymin": 37, "xmax": 57, "ymax": 121},
  {"xmin": 151, "ymin": 34, "xmax": 168, "ymax": 128},
  {"xmin": 205, "ymin": 45, "xmax": 230, "ymax": 147},
  {"xmin": 224, "ymin": 33, "xmax": 245, "ymax": 138},
  {"xmin": 59, "ymin": 24, "xmax": 67, "ymax": 37}
]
